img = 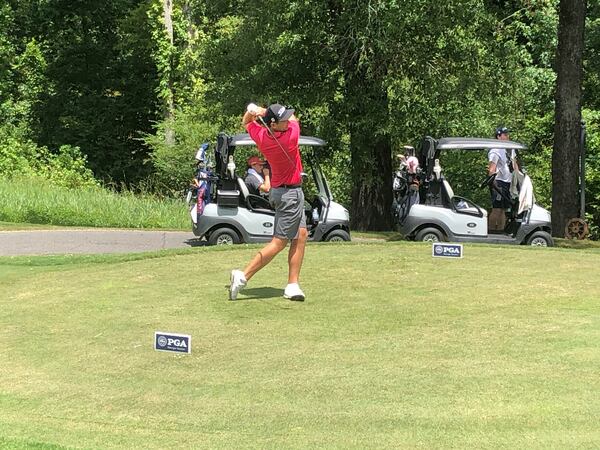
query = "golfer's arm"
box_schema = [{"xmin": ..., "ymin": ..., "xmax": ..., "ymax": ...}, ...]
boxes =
[
  {"xmin": 242, "ymin": 112, "xmax": 255, "ymax": 127},
  {"xmin": 488, "ymin": 161, "xmax": 497, "ymax": 176},
  {"xmin": 260, "ymin": 174, "xmax": 271, "ymax": 193}
]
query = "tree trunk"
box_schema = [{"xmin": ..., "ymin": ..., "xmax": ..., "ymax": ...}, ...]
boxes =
[
  {"xmin": 349, "ymin": 129, "xmax": 393, "ymax": 231},
  {"xmin": 552, "ymin": 0, "xmax": 587, "ymax": 237},
  {"xmin": 163, "ymin": 0, "xmax": 175, "ymax": 145},
  {"xmin": 347, "ymin": 73, "xmax": 393, "ymax": 231},
  {"xmin": 183, "ymin": 1, "xmax": 197, "ymax": 41}
]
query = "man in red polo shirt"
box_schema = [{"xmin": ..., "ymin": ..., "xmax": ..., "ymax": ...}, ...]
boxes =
[{"xmin": 229, "ymin": 103, "xmax": 308, "ymax": 301}]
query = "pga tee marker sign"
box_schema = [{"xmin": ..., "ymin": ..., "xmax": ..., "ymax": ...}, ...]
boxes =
[
  {"xmin": 432, "ymin": 242, "xmax": 463, "ymax": 259},
  {"xmin": 154, "ymin": 331, "xmax": 191, "ymax": 354}
]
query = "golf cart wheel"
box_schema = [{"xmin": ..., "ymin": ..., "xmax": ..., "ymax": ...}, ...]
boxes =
[
  {"xmin": 526, "ymin": 231, "xmax": 554, "ymax": 247},
  {"xmin": 325, "ymin": 230, "xmax": 351, "ymax": 242},
  {"xmin": 565, "ymin": 218, "xmax": 589, "ymax": 240},
  {"xmin": 415, "ymin": 227, "xmax": 445, "ymax": 242},
  {"xmin": 208, "ymin": 228, "xmax": 240, "ymax": 246}
]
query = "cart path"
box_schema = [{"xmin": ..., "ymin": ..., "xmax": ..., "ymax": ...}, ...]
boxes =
[{"xmin": 0, "ymin": 229, "xmax": 200, "ymax": 256}]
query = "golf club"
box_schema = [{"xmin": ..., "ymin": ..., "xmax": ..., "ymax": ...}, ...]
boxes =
[{"xmin": 248, "ymin": 103, "xmax": 298, "ymax": 169}]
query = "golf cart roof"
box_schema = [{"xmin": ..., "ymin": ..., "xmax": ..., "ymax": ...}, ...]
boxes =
[
  {"xmin": 230, "ymin": 133, "xmax": 326, "ymax": 147},
  {"xmin": 436, "ymin": 137, "xmax": 527, "ymax": 151}
]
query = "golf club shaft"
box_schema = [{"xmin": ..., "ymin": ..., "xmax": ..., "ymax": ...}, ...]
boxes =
[{"xmin": 256, "ymin": 115, "xmax": 297, "ymax": 168}]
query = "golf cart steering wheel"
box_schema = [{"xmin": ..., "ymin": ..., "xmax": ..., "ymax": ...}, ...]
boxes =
[{"xmin": 479, "ymin": 172, "xmax": 497, "ymax": 189}]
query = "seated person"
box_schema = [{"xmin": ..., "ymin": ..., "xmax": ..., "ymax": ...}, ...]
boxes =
[{"xmin": 244, "ymin": 156, "xmax": 271, "ymax": 197}]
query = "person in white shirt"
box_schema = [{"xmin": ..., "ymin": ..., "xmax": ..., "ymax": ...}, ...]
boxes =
[{"xmin": 488, "ymin": 126, "xmax": 519, "ymax": 232}]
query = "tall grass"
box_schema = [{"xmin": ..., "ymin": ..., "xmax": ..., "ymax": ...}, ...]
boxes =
[{"xmin": 0, "ymin": 177, "xmax": 189, "ymax": 229}]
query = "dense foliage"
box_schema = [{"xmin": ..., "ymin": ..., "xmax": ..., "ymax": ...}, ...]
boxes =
[{"xmin": 0, "ymin": 0, "xmax": 598, "ymax": 234}]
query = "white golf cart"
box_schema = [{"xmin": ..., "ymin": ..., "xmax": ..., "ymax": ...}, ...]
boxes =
[
  {"xmin": 393, "ymin": 136, "xmax": 554, "ymax": 246},
  {"xmin": 190, "ymin": 132, "xmax": 351, "ymax": 245}
]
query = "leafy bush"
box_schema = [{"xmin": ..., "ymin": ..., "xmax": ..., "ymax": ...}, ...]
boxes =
[
  {"xmin": 0, "ymin": 123, "xmax": 98, "ymax": 189},
  {"xmin": 582, "ymin": 109, "xmax": 600, "ymax": 239},
  {"xmin": 39, "ymin": 145, "xmax": 98, "ymax": 189},
  {"xmin": 144, "ymin": 108, "xmax": 224, "ymax": 196},
  {"xmin": 0, "ymin": 122, "xmax": 39, "ymax": 176}
]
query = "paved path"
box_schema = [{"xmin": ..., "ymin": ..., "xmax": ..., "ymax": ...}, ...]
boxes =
[{"xmin": 0, "ymin": 230, "xmax": 200, "ymax": 256}]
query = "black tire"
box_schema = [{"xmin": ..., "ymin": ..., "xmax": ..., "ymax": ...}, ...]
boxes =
[
  {"xmin": 415, "ymin": 227, "xmax": 444, "ymax": 242},
  {"xmin": 325, "ymin": 230, "xmax": 351, "ymax": 242},
  {"xmin": 526, "ymin": 230, "xmax": 554, "ymax": 247},
  {"xmin": 208, "ymin": 228, "xmax": 241, "ymax": 246}
]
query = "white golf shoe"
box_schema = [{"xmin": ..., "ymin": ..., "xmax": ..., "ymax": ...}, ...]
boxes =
[
  {"xmin": 283, "ymin": 283, "xmax": 305, "ymax": 301},
  {"xmin": 229, "ymin": 270, "xmax": 247, "ymax": 300}
]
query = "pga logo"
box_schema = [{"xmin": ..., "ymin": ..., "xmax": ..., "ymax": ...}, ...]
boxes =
[
  {"xmin": 154, "ymin": 332, "xmax": 191, "ymax": 354},
  {"xmin": 432, "ymin": 243, "xmax": 463, "ymax": 259}
]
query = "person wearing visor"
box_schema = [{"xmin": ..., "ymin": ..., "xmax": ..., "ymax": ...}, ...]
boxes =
[
  {"xmin": 229, "ymin": 103, "xmax": 307, "ymax": 301},
  {"xmin": 245, "ymin": 155, "xmax": 271, "ymax": 196},
  {"xmin": 488, "ymin": 126, "xmax": 519, "ymax": 232}
]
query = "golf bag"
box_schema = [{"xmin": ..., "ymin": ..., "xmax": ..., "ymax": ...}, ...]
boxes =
[
  {"xmin": 393, "ymin": 155, "xmax": 421, "ymax": 224},
  {"xmin": 191, "ymin": 143, "xmax": 214, "ymax": 219}
]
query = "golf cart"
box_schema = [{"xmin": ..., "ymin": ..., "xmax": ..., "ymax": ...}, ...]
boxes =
[
  {"xmin": 392, "ymin": 136, "xmax": 554, "ymax": 246},
  {"xmin": 189, "ymin": 132, "xmax": 351, "ymax": 245}
]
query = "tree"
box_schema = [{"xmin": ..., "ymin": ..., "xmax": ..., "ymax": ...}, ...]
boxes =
[
  {"xmin": 14, "ymin": 0, "xmax": 160, "ymax": 184},
  {"xmin": 201, "ymin": 0, "xmax": 524, "ymax": 230},
  {"xmin": 552, "ymin": 0, "xmax": 587, "ymax": 237},
  {"xmin": 156, "ymin": 0, "xmax": 175, "ymax": 145}
]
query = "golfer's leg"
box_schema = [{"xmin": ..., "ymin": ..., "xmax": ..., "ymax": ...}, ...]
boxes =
[
  {"xmin": 489, "ymin": 208, "xmax": 504, "ymax": 231},
  {"xmin": 244, "ymin": 237, "xmax": 287, "ymax": 280},
  {"xmin": 498, "ymin": 209, "xmax": 507, "ymax": 230},
  {"xmin": 287, "ymin": 227, "xmax": 308, "ymax": 284},
  {"xmin": 488, "ymin": 209, "xmax": 495, "ymax": 231}
]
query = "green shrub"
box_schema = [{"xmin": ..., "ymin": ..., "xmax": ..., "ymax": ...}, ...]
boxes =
[
  {"xmin": 0, "ymin": 122, "xmax": 98, "ymax": 189},
  {"xmin": 39, "ymin": 145, "xmax": 98, "ymax": 189},
  {"xmin": 0, "ymin": 122, "xmax": 39, "ymax": 176},
  {"xmin": 144, "ymin": 108, "xmax": 222, "ymax": 195}
]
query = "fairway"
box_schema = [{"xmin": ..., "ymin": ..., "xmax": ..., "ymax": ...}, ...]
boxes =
[{"xmin": 1, "ymin": 242, "xmax": 599, "ymax": 449}]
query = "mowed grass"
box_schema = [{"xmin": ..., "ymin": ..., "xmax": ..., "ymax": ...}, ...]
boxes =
[{"xmin": 0, "ymin": 242, "xmax": 599, "ymax": 449}]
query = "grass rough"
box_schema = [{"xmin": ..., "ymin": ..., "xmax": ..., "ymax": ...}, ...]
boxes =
[{"xmin": 0, "ymin": 178, "xmax": 189, "ymax": 230}]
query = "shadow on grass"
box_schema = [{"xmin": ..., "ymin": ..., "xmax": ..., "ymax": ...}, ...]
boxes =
[
  {"xmin": 234, "ymin": 287, "xmax": 283, "ymax": 300},
  {"xmin": 351, "ymin": 231, "xmax": 404, "ymax": 241},
  {"xmin": 555, "ymin": 238, "xmax": 600, "ymax": 249},
  {"xmin": 185, "ymin": 238, "xmax": 207, "ymax": 247}
]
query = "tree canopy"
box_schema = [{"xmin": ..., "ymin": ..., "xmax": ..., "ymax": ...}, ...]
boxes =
[{"xmin": 1, "ymin": 0, "xmax": 598, "ymax": 235}]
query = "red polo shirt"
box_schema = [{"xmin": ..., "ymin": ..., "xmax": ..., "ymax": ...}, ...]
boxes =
[{"xmin": 245, "ymin": 120, "xmax": 303, "ymax": 188}]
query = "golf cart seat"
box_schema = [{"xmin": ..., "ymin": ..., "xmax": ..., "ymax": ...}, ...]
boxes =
[
  {"xmin": 441, "ymin": 179, "xmax": 486, "ymax": 218},
  {"xmin": 237, "ymin": 178, "xmax": 274, "ymax": 215}
]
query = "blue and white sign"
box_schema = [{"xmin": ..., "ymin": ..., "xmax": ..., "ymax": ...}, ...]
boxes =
[
  {"xmin": 154, "ymin": 331, "xmax": 191, "ymax": 354},
  {"xmin": 432, "ymin": 243, "xmax": 463, "ymax": 259}
]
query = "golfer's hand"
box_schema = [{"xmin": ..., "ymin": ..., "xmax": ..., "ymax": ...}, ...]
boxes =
[{"xmin": 247, "ymin": 103, "xmax": 266, "ymax": 117}]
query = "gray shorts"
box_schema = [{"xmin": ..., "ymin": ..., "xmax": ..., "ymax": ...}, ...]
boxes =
[{"xmin": 269, "ymin": 187, "xmax": 306, "ymax": 240}]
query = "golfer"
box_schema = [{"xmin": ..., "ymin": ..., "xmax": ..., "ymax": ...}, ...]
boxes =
[
  {"xmin": 229, "ymin": 103, "xmax": 307, "ymax": 301},
  {"xmin": 488, "ymin": 126, "xmax": 519, "ymax": 232}
]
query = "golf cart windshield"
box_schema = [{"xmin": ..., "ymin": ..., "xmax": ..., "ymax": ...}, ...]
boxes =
[
  {"xmin": 229, "ymin": 134, "xmax": 326, "ymax": 147},
  {"xmin": 216, "ymin": 133, "xmax": 332, "ymax": 200}
]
